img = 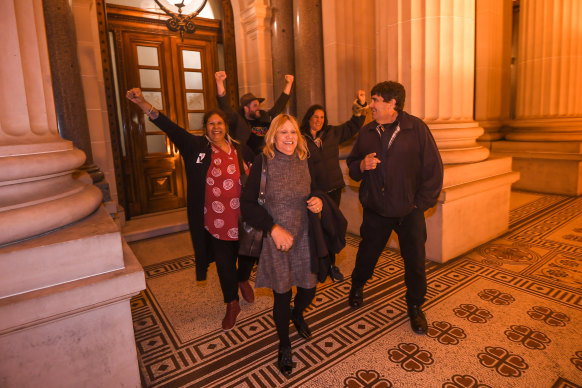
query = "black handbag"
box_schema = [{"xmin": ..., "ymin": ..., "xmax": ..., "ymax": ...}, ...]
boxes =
[{"xmin": 238, "ymin": 154, "xmax": 267, "ymax": 257}]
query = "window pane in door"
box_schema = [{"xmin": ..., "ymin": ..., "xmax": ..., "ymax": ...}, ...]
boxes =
[
  {"xmin": 139, "ymin": 69, "xmax": 161, "ymax": 88},
  {"xmin": 137, "ymin": 46, "xmax": 159, "ymax": 66},
  {"xmin": 144, "ymin": 118, "xmax": 161, "ymax": 134},
  {"xmin": 184, "ymin": 71, "xmax": 203, "ymax": 90},
  {"xmin": 182, "ymin": 50, "xmax": 201, "ymax": 69},
  {"xmin": 146, "ymin": 134, "xmax": 168, "ymax": 154},
  {"xmin": 142, "ymin": 91, "xmax": 163, "ymax": 110},
  {"xmin": 188, "ymin": 112, "xmax": 204, "ymax": 131},
  {"xmin": 186, "ymin": 93, "xmax": 204, "ymax": 110}
]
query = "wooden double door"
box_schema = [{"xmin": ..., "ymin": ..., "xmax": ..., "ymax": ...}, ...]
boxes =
[{"xmin": 113, "ymin": 29, "xmax": 217, "ymax": 217}]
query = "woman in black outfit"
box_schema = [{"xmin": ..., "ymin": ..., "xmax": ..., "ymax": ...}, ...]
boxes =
[
  {"xmin": 300, "ymin": 90, "xmax": 368, "ymax": 281},
  {"xmin": 126, "ymin": 88, "xmax": 255, "ymax": 331}
]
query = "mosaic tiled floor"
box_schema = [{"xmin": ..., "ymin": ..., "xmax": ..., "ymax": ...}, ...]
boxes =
[{"xmin": 129, "ymin": 193, "xmax": 582, "ymax": 387}]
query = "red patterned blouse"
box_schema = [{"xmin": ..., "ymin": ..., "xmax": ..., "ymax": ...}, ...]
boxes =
[{"xmin": 204, "ymin": 144, "xmax": 247, "ymax": 241}]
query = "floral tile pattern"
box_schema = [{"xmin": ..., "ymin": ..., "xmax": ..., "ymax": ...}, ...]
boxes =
[{"xmin": 129, "ymin": 194, "xmax": 582, "ymax": 387}]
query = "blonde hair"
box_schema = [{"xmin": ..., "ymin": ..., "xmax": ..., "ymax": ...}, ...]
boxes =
[{"xmin": 262, "ymin": 114, "xmax": 308, "ymax": 160}]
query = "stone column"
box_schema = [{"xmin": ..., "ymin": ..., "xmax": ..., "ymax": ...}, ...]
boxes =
[
  {"xmin": 0, "ymin": 1, "xmax": 144, "ymax": 385},
  {"xmin": 43, "ymin": 0, "xmax": 110, "ymax": 200},
  {"xmin": 377, "ymin": 0, "xmax": 489, "ymax": 164},
  {"xmin": 270, "ymin": 0, "xmax": 296, "ymax": 115},
  {"xmin": 293, "ymin": 0, "xmax": 325, "ymax": 119},
  {"xmin": 0, "ymin": 0, "xmax": 102, "ymax": 246},
  {"xmin": 351, "ymin": 0, "xmax": 519, "ymax": 262},
  {"xmin": 321, "ymin": 0, "xmax": 376, "ymax": 124},
  {"xmin": 475, "ymin": 0, "xmax": 513, "ymax": 149},
  {"xmin": 492, "ymin": 0, "xmax": 582, "ymax": 195}
]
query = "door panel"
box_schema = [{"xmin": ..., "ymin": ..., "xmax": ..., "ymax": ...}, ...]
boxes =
[{"xmin": 114, "ymin": 30, "xmax": 216, "ymax": 216}]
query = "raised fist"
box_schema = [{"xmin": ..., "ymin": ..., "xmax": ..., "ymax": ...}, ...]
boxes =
[
  {"xmin": 215, "ymin": 71, "xmax": 227, "ymax": 82},
  {"xmin": 357, "ymin": 90, "xmax": 366, "ymax": 104}
]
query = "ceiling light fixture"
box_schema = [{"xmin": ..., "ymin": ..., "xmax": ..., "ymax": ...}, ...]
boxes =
[{"xmin": 153, "ymin": 0, "xmax": 208, "ymax": 41}]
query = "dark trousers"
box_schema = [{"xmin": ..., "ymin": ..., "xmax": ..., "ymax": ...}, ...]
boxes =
[
  {"xmin": 351, "ymin": 207, "xmax": 427, "ymax": 307},
  {"xmin": 207, "ymin": 231, "xmax": 255, "ymax": 303},
  {"xmin": 273, "ymin": 287, "xmax": 316, "ymax": 347}
]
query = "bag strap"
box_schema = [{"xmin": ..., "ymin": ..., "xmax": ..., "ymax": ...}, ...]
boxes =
[{"xmin": 258, "ymin": 153, "xmax": 267, "ymax": 205}]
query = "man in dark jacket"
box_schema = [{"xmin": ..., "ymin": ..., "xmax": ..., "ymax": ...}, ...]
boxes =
[
  {"xmin": 346, "ymin": 81, "xmax": 443, "ymax": 335},
  {"xmin": 215, "ymin": 71, "xmax": 294, "ymax": 155}
]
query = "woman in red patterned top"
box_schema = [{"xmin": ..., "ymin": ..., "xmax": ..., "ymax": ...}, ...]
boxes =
[{"xmin": 126, "ymin": 88, "xmax": 255, "ymax": 331}]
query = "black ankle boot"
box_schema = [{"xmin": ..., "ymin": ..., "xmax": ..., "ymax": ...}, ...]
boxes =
[
  {"xmin": 330, "ymin": 265, "xmax": 344, "ymax": 282},
  {"xmin": 277, "ymin": 345, "xmax": 293, "ymax": 377},
  {"xmin": 291, "ymin": 309, "xmax": 312, "ymax": 340}
]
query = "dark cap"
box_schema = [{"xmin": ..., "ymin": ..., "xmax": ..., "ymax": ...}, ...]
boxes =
[{"xmin": 239, "ymin": 93, "xmax": 265, "ymax": 107}]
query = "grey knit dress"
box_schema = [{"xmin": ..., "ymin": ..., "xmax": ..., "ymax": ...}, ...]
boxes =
[{"xmin": 255, "ymin": 151, "xmax": 317, "ymax": 293}]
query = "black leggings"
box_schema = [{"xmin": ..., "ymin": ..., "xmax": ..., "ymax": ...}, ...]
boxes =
[
  {"xmin": 273, "ymin": 287, "xmax": 316, "ymax": 347},
  {"xmin": 207, "ymin": 231, "xmax": 255, "ymax": 303}
]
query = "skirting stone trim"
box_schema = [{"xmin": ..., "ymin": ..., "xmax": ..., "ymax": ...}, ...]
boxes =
[{"xmin": 492, "ymin": 141, "xmax": 582, "ymax": 195}]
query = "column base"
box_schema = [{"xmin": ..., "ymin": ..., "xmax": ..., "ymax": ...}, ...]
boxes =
[
  {"xmin": 341, "ymin": 157, "xmax": 519, "ymax": 263},
  {"xmin": 426, "ymin": 157, "xmax": 520, "ymax": 262},
  {"xmin": 0, "ymin": 207, "xmax": 145, "ymax": 387},
  {"xmin": 492, "ymin": 141, "xmax": 582, "ymax": 195}
]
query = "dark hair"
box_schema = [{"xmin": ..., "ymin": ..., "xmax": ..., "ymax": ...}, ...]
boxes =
[
  {"xmin": 370, "ymin": 81, "xmax": 406, "ymax": 112},
  {"xmin": 300, "ymin": 104, "xmax": 328, "ymax": 134},
  {"xmin": 203, "ymin": 108, "xmax": 228, "ymax": 128},
  {"xmin": 202, "ymin": 109, "xmax": 237, "ymax": 143}
]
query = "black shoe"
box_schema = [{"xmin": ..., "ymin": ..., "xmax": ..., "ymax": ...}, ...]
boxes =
[
  {"xmin": 408, "ymin": 305, "xmax": 428, "ymax": 334},
  {"xmin": 277, "ymin": 346, "xmax": 293, "ymax": 377},
  {"xmin": 291, "ymin": 310, "xmax": 312, "ymax": 340},
  {"xmin": 330, "ymin": 265, "xmax": 344, "ymax": 282},
  {"xmin": 348, "ymin": 287, "xmax": 364, "ymax": 309}
]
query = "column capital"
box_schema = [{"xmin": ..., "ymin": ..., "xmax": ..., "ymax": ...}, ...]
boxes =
[{"xmin": 240, "ymin": 0, "xmax": 272, "ymax": 37}]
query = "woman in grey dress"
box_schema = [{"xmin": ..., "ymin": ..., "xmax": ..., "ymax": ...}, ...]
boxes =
[{"xmin": 240, "ymin": 114, "xmax": 323, "ymax": 377}]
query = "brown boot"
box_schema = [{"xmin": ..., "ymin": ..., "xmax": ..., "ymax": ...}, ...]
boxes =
[
  {"xmin": 238, "ymin": 280, "xmax": 255, "ymax": 303},
  {"xmin": 222, "ymin": 300, "xmax": 240, "ymax": 331}
]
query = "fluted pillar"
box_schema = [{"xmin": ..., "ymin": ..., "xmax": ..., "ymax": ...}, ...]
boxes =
[
  {"xmin": 321, "ymin": 0, "xmax": 376, "ymax": 124},
  {"xmin": 510, "ymin": 0, "xmax": 582, "ymax": 139},
  {"xmin": 293, "ymin": 0, "xmax": 325, "ymax": 119},
  {"xmin": 43, "ymin": 0, "xmax": 110, "ymax": 202},
  {"xmin": 270, "ymin": 0, "xmax": 296, "ymax": 115},
  {"xmin": 377, "ymin": 0, "xmax": 489, "ymax": 165},
  {"xmin": 475, "ymin": 0, "xmax": 513, "ymax": 148},
  {"xmin": 492, "ymin": 0, "xmax": 582, "ymax": 194},
  {"xmin": 0, "ymin": 0, "xmax": 102, "ymax": 246},
  {"xmin": 364, "ymin": 0, "xmax": 518, "ymax": 262}
]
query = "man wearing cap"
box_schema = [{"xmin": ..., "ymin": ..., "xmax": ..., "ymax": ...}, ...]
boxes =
[{"xmin": 215, "ymin": 71, "xmax": 294, "ymax": 155}]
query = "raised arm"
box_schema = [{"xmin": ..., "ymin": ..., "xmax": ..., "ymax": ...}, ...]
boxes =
[
  {"xmin": 126, "ymin": 88, "xmax": 196, "ymax": 153},
  {"xmin": 266, "ymin": 75, "xmax": 294, "ymax": 119},
  {"xmin": 331, "ymin": 90, "xmax": 368, "ymax": 143},
  {"xmin": 126, "ymin": 87, "xmax": 159, "ymax": 120},
  {"xmin": 282, "ymin": 74, "xmax": 294, "ymax": 95},
  {"xmin": 215, "ymin": 71, "xmax": 236, "ymax": 115},
  {"xmin": 215, "ymin": 70, "xmax": 227, "ymax": 97}
]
